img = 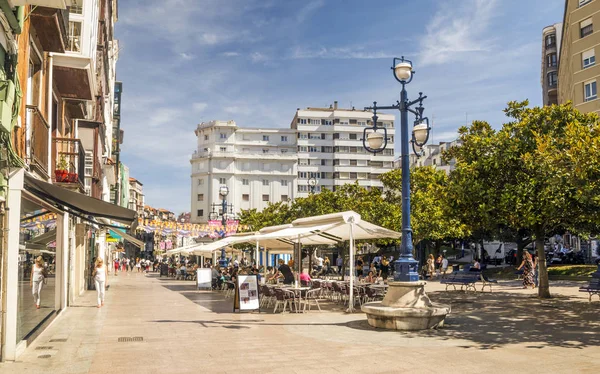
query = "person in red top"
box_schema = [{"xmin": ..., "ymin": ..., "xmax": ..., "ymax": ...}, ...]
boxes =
[
  {"xmin": 113, "ymin": 259, "xmax": 119, "ymax": 276},
  {"xmin": 299, "ymin": 271, "xmax": 311, "ymax": 286}
]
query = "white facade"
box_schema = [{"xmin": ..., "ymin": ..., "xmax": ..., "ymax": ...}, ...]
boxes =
[
  {"xmin": 407, "ymin": 140, "xmax": 462, "ymax": 174},
  {"xmin": 190, "ymin": 121, "xmax": 297, "ymax": 223},
  {"xmin": 292, "ymin": 104, "xmax": 396, "ymax": 197}
]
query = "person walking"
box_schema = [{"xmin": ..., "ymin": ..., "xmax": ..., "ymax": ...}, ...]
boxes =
[
  {"xmin": 426, "ymin": 254, "xmax": 435, "ymax": 279},
  {"xmin": 30, "ymin": 256, "xmax": 45, "ymax": 309},
  {"xmin": 517, "ymin": 251, "xmax": 535, "ymax": 289},
  {"xmin": 336, "ymin": 256, "xmax": 343, "ymax": 275},
  {"xmin": 113, "ymin": 258, "xmax": 119, "ymax": 276},
  {"xmin": 93, "ymin": 257, "xmax": 108, "ymax": 308}
]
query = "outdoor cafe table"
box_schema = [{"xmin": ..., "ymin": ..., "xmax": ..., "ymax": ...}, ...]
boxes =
[{"xmin": 277, "ymin": 286, "xmax": 311, "ymax": 313}]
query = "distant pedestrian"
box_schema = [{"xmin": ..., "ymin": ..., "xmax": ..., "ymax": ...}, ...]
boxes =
[
  {"xmin": 113, "ymin": 259, "xmax": 119, "ymax": 276},
  {"xmin": 426, "ymin": 254, "xmax": 435, "ymax": 279},
  {"xmin": 136, "ymin": 260, "xmax": 141, "ymax": 272},
  {"xmin": 380, "ymin": 257, "xmax": 390, "ymax": 280},
  {"xmin": 336, "ymin": 256, "xmax": 343, "ymax": 274},
  {"xmin": 93, "ymin": 257, "xmax": 108, "ymax": 308},
  {"xmin": 30, "ymin": 256, "xmax": 46, "ymax": 309},
  {"xmin": 517, "ymin": 251, "xmax": 535, "ymax": 289},
  {"xmin": 441, "ymin": 256, "xmax": 449, "ymax": 275}
]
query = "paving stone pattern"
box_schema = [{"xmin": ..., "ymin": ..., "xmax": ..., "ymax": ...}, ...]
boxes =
[{"xmin": 1, "ymin": 271, "xmax": 599, "ymax": 374}]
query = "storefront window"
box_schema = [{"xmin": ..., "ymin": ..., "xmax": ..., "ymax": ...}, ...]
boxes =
[{"xmin": 17, "ymin": 200, "xmax": 57, "ymax": 343}]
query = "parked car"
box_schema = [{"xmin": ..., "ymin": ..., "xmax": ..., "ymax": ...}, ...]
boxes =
[{"xmin": 504, "ymin": 248, "xmax": 536, "ymax": 266}]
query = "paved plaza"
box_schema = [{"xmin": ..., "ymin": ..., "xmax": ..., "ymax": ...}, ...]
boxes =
[{"xmin": 1, "ymin": 272, "xmax": 599, "ymax": 374}]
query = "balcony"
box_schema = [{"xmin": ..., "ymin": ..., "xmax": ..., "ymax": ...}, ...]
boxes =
[
  {"xmin": 29, "ymin": 7, "xmax": 69, "ymax": 53},
  {"xmin": 26, "ymin": 105, "xmax": 49, "ymax": 179},
  {"xmin": 53, "ymin": 137, "xmax": 85, "ymax": 193},
  {"xmin": 10, "ymin": 0, "xmax": 67, "ymax": 8}
]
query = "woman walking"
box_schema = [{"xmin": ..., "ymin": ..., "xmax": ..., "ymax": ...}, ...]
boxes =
[
  {"xmin": 93, "ymin": 258, "xmax": 108, "ymax": 308},
  {"xmin": 517, "ymin": 252, "xmax": 535, "ymax": 289},
  {"xmin": 426, "ymin": 254, "xmax": 435, "ymax": 279},
  {"xmin": 30, "ymin": 256, "xmax": 45, "ymax": 309}
]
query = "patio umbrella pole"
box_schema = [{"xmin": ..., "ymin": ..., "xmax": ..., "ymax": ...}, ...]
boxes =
[{"xmin": 348, "ymin": 220, "xmax": 355, "ymax": 313}]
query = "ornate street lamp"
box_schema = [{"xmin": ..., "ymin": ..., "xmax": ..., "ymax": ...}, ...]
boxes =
[
  {"xmin": 363, "ymin": 56, "xmax": 431, "ymax": 282},
  {"xmin": 308, "ymin": 176, "xmax": 319, "ymax": 194},
  {"xmin": 218, "ymin": 185, "xmax": 229, "ymax": 267}
]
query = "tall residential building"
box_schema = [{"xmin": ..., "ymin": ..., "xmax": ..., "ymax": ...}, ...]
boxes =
[
  {"xmin": 558, "ymin": 0, "xmax": 600, "ymax": 114},
  {"xmin": 129, "ymin": 177, "xmax": 145, "ymax": 216},
  {"xmin": 407, "ymin": 140, "xmax": 462, "ymax": 174},
  {"xmin": 190, "ymin": 121, "xmax": 297, "ymax": 223},
  {"xmin": 291, "ymin": 102, "xmax": 395, "ymax": 197},
  {"xmin": 542, "ymin": 23, "xmax": 562, "ymax": 105}
]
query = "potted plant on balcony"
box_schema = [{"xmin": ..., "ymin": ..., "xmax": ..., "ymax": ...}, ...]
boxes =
[{"xmin": 55, "ymin": 155, "xmax": 69, "ymax": 183}]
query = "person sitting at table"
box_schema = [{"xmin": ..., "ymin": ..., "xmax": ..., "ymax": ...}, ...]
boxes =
[
  {"xmin": 270, "ymin": 259, "xmax": 294, "ymax": 284},
  {"xmin": 178, "ymin": 263, "xmax": 187, "ymax": 279},
  {"xmin": 251, "ymin": 267, "xmax": 262, "ymax": 282},
  {"xmin": 364, "ymin": 270, "xmax": 376, "ymax": 283},
  {"xmin": 299, "ymin": 270, "xmax": 311, "ymax": 286}
]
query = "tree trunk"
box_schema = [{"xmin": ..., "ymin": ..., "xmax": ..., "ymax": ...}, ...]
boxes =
[{"xmin": 535, "ymin": 226, "xmax": 551, "ymax": 298}]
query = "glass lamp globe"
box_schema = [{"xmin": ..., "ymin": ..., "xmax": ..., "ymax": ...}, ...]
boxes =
[
  {"xmin": 219, "ymin": 185, "xmax": 229, "ymax": 197},
  {"xmin": 367, "ymin": 131, "xmax": 385, "ymax": 150},
  {"xmin": 413, "ymin": 122, "xmax": 429, "ymax": 145},
  {"xmin": 394, "ymin": 62, "xmax": 412, "ymax": 82}
]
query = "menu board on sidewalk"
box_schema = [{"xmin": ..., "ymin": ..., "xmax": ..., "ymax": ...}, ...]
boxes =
[
  {"xmin": 234, "ymin": 275, "xmax": 260, "ymax": 312},
  {"xmin": 196, "ymin": 268, "xmax": 212, "ymax": 290}
]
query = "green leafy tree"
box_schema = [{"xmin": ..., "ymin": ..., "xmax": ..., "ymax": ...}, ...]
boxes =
[{"xmin": 447, "ymin": 101, "xmax": 600, "ymax": 298}]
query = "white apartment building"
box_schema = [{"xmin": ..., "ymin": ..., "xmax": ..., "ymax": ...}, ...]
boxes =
[
  {"xmin": 406, "ymin": 140, "xmax": 462, "ymax": 174},
  {"xmin": 190, "ymin": 120, "xmax": 297, "ymax": 223},
  {"xmin": 292, "ymin": 102, "xmax": 396, "ymax": 196}
]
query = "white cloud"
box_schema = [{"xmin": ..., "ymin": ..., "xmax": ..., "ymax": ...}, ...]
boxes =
[
  {"xmin": 250, "ymin": 52, "xmax": 268, "ymax": 63},
  {"xmin": 296, "ymin": 0, "xmax": 325, "ymax": 23},
  {"xmin": 192, "ymin": 102, "xmax": 208, "ymax": 112},
  {"xmin": 419, "ymin": 0, "xmax": 499, "ymax": 66},
  {"xmin": 290, "ymin": 45, "xmax": 396, "ymax": 60},
  {"xmin": 179, "ymin": 52, "xmax": 193, "ymax": 60},
  {"xmin": 222, "ymin": 51, "xmax": 240, "ymax": 57}
]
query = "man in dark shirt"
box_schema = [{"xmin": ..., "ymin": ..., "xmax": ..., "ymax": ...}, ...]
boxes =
[{"xmin": 272, "ymin": 259, "xmax": 295, "ymax": 284}]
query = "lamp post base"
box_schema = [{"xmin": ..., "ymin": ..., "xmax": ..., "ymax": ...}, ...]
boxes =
[{"xmin": 362, "ymin": 281, "xmax": 450, "ymax": 330}]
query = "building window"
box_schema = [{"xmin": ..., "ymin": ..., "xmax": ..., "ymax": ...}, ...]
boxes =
[
  {"xmin": 298, "ymin": 185, "xmax": 308, "ymax": 192},
  {"xmin": 546, "ymin": 53, "xmax": 557, "ymax": 68},
  {"xmin": 547, "ymin": 72, "xmax": 557, "ymax": 87},
  {"xmin": 197, "ymin": 194, "xmax": 204, "ymax": 201},
  {"xmin": 583, "ymin": 49, "xmax": 596, "ymax": 68},
  {"xmin": 219, "ymin": 177, "xmax": 226, "ymax": 184},
  {"xmin": 262, "ymin": 194, "xmax": 269, "ymax": 202},
  {"xmin": 281, "ymin": 180, "xmax": 288, "ymax": 186},
  {"xmin": 349, "ymin": 133, "xmax": 357, "ymax": 140},
  {"xmin": 309, "ymin": 119, "xmax": 321, "ymax": 125},
  {"xmin": 579, "ymin": 0, "xmax": 592, "ymax": 7},
  {"xmin": 197, "ymin": 209, "xmax": 204, "ymax": 217},
  {"xmin": 281, "ymin": 195, "xmax": 289, "ymax": 202},
  {"xmin": 242, "ymin": 194, "xmax": 249, "ymax": 201},
  {"xmin": 198, "ymin": 179, "xmax": 204, "ymax": 186},
  {"xmin": 69, "ymin": 1, "xmax": 83, "ymax": 14},
  {"xmin": 299, "ymin": 172, "xmax": 307, "ymax": 179},
  {"xmin": 67, "ymin": 21, "xmax": 82, "ymax": 52},
  {"xmin": 281, "ymin": 135, "xmax": 288, "ymax": 142},
  {"xmin": 323, "ymin": 120, "xmax": 333, "ymax": 126},
  {"xmin": 262, "ymin": 149, "xmax": 269, "ymax": 154},
  {"xmin": 262, "ymin": 179, "xmax": 269, "ymax": 186},
  {"xmin": 299, "ymin": 146, "xmax": 308, "ymax": 152},
  {"xmin": 308, "ymin": 146, "xmax": 319, "ymax": 152},
  {"xmin": 298, "ymin": 118, "xmax": 307, "ymax": 124},
  {"xmin": 545, "ymin": 34, "xmax": 556, "ymax": 48},
  {"xmin": 242, "ymin": 179, "xmax": 249, "ymax": 185},
  {"xmin": 281, "ymin": 149, "xmax": 288, "ymax": 153},
  {"xmin": 220, "ymin": 133, "xmax": 227, "ymax": 139},
  {"xmin": 220, "ymin": 147, "xmax": 226, "ymax": 152},
  {"xmin": 358, "ymin": 121, "xmax": 367, "ymax": 126},
  {"xmin": 350, "ymin": 160, "xmax": 357, "ymax": 166},
  {"xmin": 263, "ymin": 135, "xmax": 270, "ymax": 141},
  {"xmin": 585, "ymin": 80, "xmax": 597, "ymax": 101},
  {"xmin": 581, "ymin": 18, "xmax": 593, "ymax": 38}
]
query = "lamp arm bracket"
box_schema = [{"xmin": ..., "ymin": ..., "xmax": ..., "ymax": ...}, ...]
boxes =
[
  {"xmin": 407, "ymin": 95, "xmax": 427, "ymax": 108},
  {"xmin": 365, "ymin": 104, "xmax": 399, "ymax": 111},
  {"xmin": 407, "ymin": 108, "xmax": 419, "ymax": 116}
]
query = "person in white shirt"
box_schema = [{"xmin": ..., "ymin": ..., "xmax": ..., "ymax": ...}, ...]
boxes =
[
  {"xmin": 93, "ymin": 257, "xmax": 108, "ymax": 308},
  {"xmin": 314, "ymin": 254, "xmax": 324, "ymax": 273},
  {"xmin": 30, "ymin": 256, "xmax": 45, "ymax": 309},
  {"xmin": 441, "ymin": 257, "xmax": 449, "ymax": 275}
]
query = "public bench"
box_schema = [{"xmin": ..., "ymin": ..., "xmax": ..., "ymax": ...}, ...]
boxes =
[
  {"xmin": 579, "ymin": 278, "xmax": 600, "ymax": 302},
  {"xmin": 441, "ymin": 271, "xmax": 498, "ymax": 292},
  {"xmin": 441, "ymin": 272, "xmax": 481, "ymax": 292}
]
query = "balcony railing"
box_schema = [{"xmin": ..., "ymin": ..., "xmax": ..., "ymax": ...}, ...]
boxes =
[
  {"xmin": 53, "ymin": 137, "xmax": 85, "ymax": 188},
  {"xmin": 26, "ymin": 105, "xmax": 50, "ymax": 177}
]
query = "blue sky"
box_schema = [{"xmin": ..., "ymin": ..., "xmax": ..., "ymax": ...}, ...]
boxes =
[{"xmin": 115, "ymin": 0, "xmax": 564, "ymax": 214}]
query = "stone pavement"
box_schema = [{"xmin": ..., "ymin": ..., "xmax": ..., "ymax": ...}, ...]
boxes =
[{"xmin": 1, "ymin": 271, "xmax": 599, "ymax": 374}]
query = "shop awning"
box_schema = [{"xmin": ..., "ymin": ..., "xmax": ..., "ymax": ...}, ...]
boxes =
[
  {"xmin": 108, "ymin": 229, "xmax": 145, "ymax": 250},
  {"xmin": 24, "ymin": 174, "xmax": 137, "ymax": 227}
]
